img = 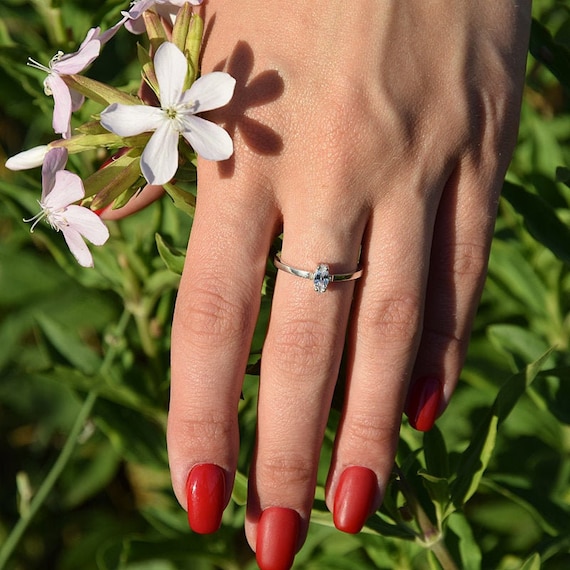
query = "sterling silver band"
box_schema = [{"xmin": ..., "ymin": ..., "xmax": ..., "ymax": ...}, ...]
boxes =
[{"xmin": 273, "ymin": 253, "xmax": 363, "ymax": 293}]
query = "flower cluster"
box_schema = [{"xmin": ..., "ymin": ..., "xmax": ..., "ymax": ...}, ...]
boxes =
[{"xmin": 5, "ymin": 1, "xmax": 235, "ymax": 268}]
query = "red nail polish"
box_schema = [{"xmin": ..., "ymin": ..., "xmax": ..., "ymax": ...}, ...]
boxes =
[
  {"xmin": 186, "ymin": 464, "xmax": 226, "ymax": 534},
  {"xmin": 333, "ymin": 466, "xmax": 378, "ymax": 534},
  {"xmin": 256, "ymin": 507, "xmax": 300, "ymax": 570},
  {"xmin": 405, "ymin": 377, "xmax": 442, "ymax": 432}
]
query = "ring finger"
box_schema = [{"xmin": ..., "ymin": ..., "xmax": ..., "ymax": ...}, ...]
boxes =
[{"xmin": 246, "ymin": 201, "xmax": 368, "ymax": 568}]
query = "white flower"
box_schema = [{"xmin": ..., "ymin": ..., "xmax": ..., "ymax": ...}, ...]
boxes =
[
  {"xmin": 123, "ymin": 0, "xmax": 202, "ymax": 34},
  {"xmin": 25, "ymin": 148, "xmax": 109, "ymax": 268},
  {"xmin": 5, "ymin": 145, "xmax": 50, "ymax": 170},
  {"xmin": 100, "ymin": 41, "xmax": 235, "ymax": 185}
]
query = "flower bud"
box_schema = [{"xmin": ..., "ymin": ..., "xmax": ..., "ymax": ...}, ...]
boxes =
[{"xmin": 5, "ymin": 145, "xmax": 49, "ymax": 170}]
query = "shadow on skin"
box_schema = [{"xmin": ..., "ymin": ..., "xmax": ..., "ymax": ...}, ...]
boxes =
[{"xmin": 203, "ymin": 34, "xmax": 285, "ymax": 177}]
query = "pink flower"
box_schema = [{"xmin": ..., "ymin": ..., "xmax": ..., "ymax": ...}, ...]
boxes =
[
  {"xmin": 25, "ymin": 148, "xmax": 109, "ymax": 267},
  {"xmin": 27, "ymin": 24, "xmax": 124, "ymax": 138}
]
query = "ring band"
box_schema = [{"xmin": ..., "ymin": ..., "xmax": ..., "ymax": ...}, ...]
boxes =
[{"xmin": 273, "ymin": 253, "xmax": 363, "ymax": 293}]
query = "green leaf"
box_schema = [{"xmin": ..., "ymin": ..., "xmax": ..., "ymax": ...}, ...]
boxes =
[
  {"xmin": 35, "ymin": 312, "xmax": 102, "ymax": 375},
  {"xmin": 423, "ymin": 425, "xmax": 449, "ymax": 479},
  {"xmin": 488, "ymin": 240, "xmax": 549, "ymax": 316},
  {"xmin": 61, "ymin": 439, "xmax": 121, "ymax": 509},
  {"xmin": 529, "ymin": 19, "xmax": 570, "ymax": 88},
  {"xmin": 502, "ymin": 181, "xmax": 570, "ymax": 264},
  {"xmin": 418, "ymin": 471, "xmax": 454, "ymax": 525},
  {"xmin": 94, "ymin": 399, "xmax": 168, "ymax": 468},
  {"xmin": 231, "ymin": 470, "xmax": 248, "ymax": 506},
  {"xmin": 480, "ymin": 478, "xmax": 558, "ymax": 536},
  {"xmin": 163, "ymin": 182, "xmax": 196, "ymax": 217},
  {"xmin": 519, "ymin": 553, "xmax": 541, "ymax": 570},
  {"xmin": 451, "ymin": 349, "xmax": 553, "ymax": 507},
  {"xmin": 487, "ymin": 324, "xmax": 551, "ymax": 369},
  {"xmin": 155, "ymin": 233, "xmax": 186, "ymax": 275},
  {"xmin": 555, "ymin": 166, "xmax": 570, "ymax": 188},
  {"xmin": 445, "ymin": 513, "xmax": 482, "ymax": 570},
  {"xmin": 40, "ymin": 366, "xmax": 166, "ymax": 421}
]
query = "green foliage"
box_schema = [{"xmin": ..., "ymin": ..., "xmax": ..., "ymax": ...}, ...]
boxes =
[{"xmin": 1, "ymin": 1, "xmax": 570, "ymax": 569}]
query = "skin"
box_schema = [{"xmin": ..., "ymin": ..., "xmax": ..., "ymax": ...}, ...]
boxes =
[{"xmin": 167, "ymin": 0, "xmax": 532, "ymax": 554}]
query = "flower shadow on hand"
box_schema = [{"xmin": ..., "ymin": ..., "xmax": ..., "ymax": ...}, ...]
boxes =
[{"xmin": 208, "ymin": 39, "xmax": 285, "ymax": 178}]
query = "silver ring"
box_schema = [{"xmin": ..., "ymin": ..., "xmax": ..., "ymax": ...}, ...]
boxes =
[{"xmin": 273, "ymin": 253, "xmax": 363, "ymax": 293}]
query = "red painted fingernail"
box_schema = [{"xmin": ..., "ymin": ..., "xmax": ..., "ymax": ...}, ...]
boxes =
[
  {"xmin": 256, "ymin": 507, "xmax": 300, "ymax": 570},
  {"xmin": 186, "ymin": 464, "xmax": 226, "ymax": 534},
  {"xmin": 333, "ymin": 466, "xmax": 378, "ymax": 534},
  {"xmin": 405, "ymin": 377, "xmax": 442, "ymax": 432}
]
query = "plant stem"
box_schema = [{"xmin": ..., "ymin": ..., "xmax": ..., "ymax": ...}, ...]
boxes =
[
  {"xmin": 0, "ymin": 392, "xmax": 97, "ymax": 570},
  {"xmin": 394, "ymin": 466, "xmax": 458, "ymax": 570},
  {"xmin": 30, "ymin": 0, "xmax": 67, "ymax": 46},
  {"xmin": 0, "ymin": 310, "xmax": 131, "ymax": 570}
]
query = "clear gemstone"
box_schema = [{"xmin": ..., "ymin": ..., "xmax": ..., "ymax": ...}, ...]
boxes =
[{"xmin": 313, "ymin": 264, "xmax": 330, "ymax": 293}]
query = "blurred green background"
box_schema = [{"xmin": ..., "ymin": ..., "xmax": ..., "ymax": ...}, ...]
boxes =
[{"xmin": 1, "ymin": 1, "xmax": 570, "ymax": 569}]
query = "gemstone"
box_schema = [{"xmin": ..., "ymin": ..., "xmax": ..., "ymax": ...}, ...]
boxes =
[{"xmin": 313, "ymin": 264, "xmax": 330, "ymax": 293}]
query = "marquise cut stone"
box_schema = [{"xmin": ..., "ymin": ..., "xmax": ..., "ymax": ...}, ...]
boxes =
[{"xmin": 313, "ymin": 264, "xmax": 330, "ymax": 293}]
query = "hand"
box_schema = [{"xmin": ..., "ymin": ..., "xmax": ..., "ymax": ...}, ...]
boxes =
[{"xmin": 168, "ymin": 1, "xmax": 532, "ymax": 568}]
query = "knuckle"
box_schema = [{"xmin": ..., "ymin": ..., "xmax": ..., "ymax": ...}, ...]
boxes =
[
  {"xmin": 265, "ymin": 317, "xmax": 336, "ymax": 378},
  {"xmin": 360, "ymin": 293, "xmax": 421, "ymax": 345},
  {"xmin": 343, "ymin": 412, "xmax": 401, "ymax": 451},
  {"xmin": 256, "ymin": 451, "xmax": 315, "ymax": 492},
  {"xmin": 439, "ymin": 241, "xmax": 490, "ymax": 279},
  {"xmin": 174, "ymin": 410, "xmax": 236, "ymax": 452},
  {"xmin": 177, "ymin": 282, "xmax": 252, "ymax": 349}
]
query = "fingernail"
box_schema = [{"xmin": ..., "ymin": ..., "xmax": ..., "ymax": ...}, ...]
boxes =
[
  {"xmin": 333, "ymin": 466, "xmax": 378, "ymax": 534},
  {"xmin": 186, "ymin": 464, "xmax": 226, "ymax": 534},
  {"xmin": 256, "ymin": 507, "xmax": 300, "ymax": 570},
  {"xmin": 405, "ymin": 377, "xmax": 442, "ymax": 432}
]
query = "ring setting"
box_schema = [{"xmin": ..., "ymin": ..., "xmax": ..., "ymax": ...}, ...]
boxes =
[{"xmin": 273, "ymin": 253, "xmax": 363, "ymax": 293}]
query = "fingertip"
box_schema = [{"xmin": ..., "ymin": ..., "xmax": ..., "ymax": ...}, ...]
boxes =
[
  {"xmin": 332, "ymin": 466, "xmax": 379, "ymax": 534},
  {"xmin": 186, "ymin": 463, "xmax": 227, "ymax": 534},
  {"xmin": 405, "ymin": 376, "xmax": 443, "ymax": 432},
  {"xmin": 256, "ymin": 507, "xmax": 301, "ymax": 570}
]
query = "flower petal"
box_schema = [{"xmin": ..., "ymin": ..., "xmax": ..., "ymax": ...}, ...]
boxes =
[
  {"xmin": 43, "ymin": 170, "xmax": 85, "ymax": 210},
  {"xmin": 140, "ymin": 121, "xmax": 180, "ymax": 185},
  {"xmin": 97, "ymin": 16, "xmax": 129, "ymax": 44},
  {"xmin": 79, "ymin": 27, "xmax": 100, "ymax": 49},
  {"xmin": 100, "ymin": 103, "xmax": 165, "ymax": 137},
  {"xmin": 61, "ymin": 226, "xmax": 94, "ymax": 267},
  {"xmin": 47, "ymin": 74, "xmax": 72, "ymax": 137},
  {"xmin": 181, "ymin": 115, "xmax": 234, "ymax": 161},
  {"xmin": 125, "ymin": 0, "xmax": 155, "ymax": 20},
  {"xmin": 5, "ymin": 145, "xmax": 49, "ymax": 171},
  {"xmin": 53, "ymin": 38, "xmax": 100, "ymax": 74},
  {"xmin": 182, "ymin": 72, "xmax": 236, "ymax": 113},
  {"xmin": 62, "ymin": 205, "xmax": 110, "ymax": 245},
  {"xmin": 154, "ymin": 42, "xmax": 187, "ymax": 108},
  {"xmin": 124, "ymin": 17, "xmax": 147, "ymax": 35},
  {"xmin": 70, "ymin": 88, "xmax": 85, "ymax": 112},
  {"xmin": 41, "ymin": 148, "xmax": 68, "ymax": 198}
]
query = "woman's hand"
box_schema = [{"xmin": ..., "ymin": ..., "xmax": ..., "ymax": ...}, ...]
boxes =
[{"xmin": 168, "ymin": 1, "xmax": 532, "ymax": 567}]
